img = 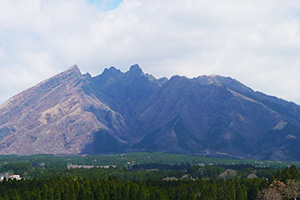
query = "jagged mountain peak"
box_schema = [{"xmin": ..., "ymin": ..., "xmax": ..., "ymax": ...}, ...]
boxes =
[
  {"xmin": 127, "ymin": 64, "xmax": 143, "ymax": 76},
  {"xmin": 57, "ymin": 64, "xmax": 82, "ymax": 78},
  {"xmin": 0, "ymin": 65, "xmax": 83, "ymax": 112},
  {"xmin": 67, "ymin": 64, "xmax": 80, "ymax": 72},
  {"xmin": 1, "ymin": 64, "xmax": 300, "ymax": 160},
  {"xmin": 99, "ymin": 64, "xmax": 148, "ymax": 80},
  {"xmin": 90, "ymin": 64, "xmax": 163, "ymax": 118},
  {"xmin": 102, "ymin": 66, "xmax": 122, "ymax": 76}
]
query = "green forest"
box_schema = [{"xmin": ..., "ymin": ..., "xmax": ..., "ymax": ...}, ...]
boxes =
[{"xmin": 1, "ymin": 152, "xmax": 300, "ymax": 200}]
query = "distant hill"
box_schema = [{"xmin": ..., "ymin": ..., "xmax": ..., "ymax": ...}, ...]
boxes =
[{"xmin": 1, "ymin": 64, "xmax": 300, "ymax": 161}]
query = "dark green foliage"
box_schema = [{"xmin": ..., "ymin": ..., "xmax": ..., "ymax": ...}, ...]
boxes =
[
  {"xmin": 0, "ymin": 163, "xmax": 33, "ymax": 176},
  {"xmin": 275, "ymin": 165, "xmax": 300, "ymax": 182},
  {"xmin": 0, "ymin": 176, "xmax": 270, "ymax": 200},
  {"xmin": 0, "ymin": 165, "xmax": 297, "ymax": 200},
  {"xmin": 0, "ymin": 154, "xmax": 300, "ymax": 199}
]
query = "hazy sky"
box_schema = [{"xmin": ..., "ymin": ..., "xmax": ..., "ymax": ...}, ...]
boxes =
[{"xmin": 1, "ymin": 0, "xmax": 300, "ymax": 104}]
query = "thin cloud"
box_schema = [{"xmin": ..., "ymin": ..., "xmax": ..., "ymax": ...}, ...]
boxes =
[{"xmin": 1, "ymin": 0, "xmax": 300, "ymax": 104}]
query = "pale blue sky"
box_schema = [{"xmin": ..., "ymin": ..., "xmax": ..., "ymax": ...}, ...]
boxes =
[{"xmin": 87, "ymin": 0, "xmax": 123, "ymax": 10}]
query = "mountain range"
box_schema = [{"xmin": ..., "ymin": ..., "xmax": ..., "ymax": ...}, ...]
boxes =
[{"xmin": 1, "ymin": 64, "xmax": 300, "ymax": 161}]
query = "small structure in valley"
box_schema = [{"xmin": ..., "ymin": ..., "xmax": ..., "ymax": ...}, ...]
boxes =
[
  {"xmin": 9, "ymin": 175, "xmax": 21, "ymax": 180},
  {"xmin": 162, "ymin": 177, "xmax": 178, "ymax": 181},
  {"xmin": 0, "ymin": 174, "xmax": 22, "ymax": 181}
]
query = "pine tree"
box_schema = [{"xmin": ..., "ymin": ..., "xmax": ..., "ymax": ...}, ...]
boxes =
[
  {"xmin": 47, "ymin": 188, "xmax": 54, "ymax": 200},
  {"xmin": 61, "ymin": 182, "xmax": 70, "ymax": 200},
  {"xmin": 73, "ymin": 180, "xmax": 80, "ymax": 199},
  {"xmin": 289, "ymin": 165, "xmax": 300, "ymax": 180},
  {"xmin": 41, "ymin": 184, "xmax": 49, "ymax": 200},
  {"xmin": 69, "ymin": 184, "xmax": 76, "ymax": 200},
  {"xmin": 11, "ymin": 189, "xmax": 20, "ymax": 200},
  {"xmin": 53, "ymin": 188, "xmax": 61, "ymax": 200},
  {"xmin": 94, "ymin": 185, "xmax": 104, "ymax": 200},
  {"xmin": 120, "ymin": 183, "xmax": 130, "ymax": 200},
  {"xmin": 235, "ymin": 182, "xmax": 247, "ymax": 200},
  {"xmin": 78, "ymin": 184, "xmax": 86, "ymax": 200},
  {"xmin": 136, "ymin": 184, "xmax": 147, "ymax": 200}
]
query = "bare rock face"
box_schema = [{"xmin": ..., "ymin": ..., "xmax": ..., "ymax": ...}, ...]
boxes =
[
  {"xmin": 0, "ymin": 65, "xmax": 127, "ymax": 155},
  {"xmin": 1, "ymin": 64, "xmax": 300, "ymax": 161}
]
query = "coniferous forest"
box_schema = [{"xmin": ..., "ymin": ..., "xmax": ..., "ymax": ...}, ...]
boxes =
[{"xmin": 1, "ymin": 152, "xmax": 300, "ymax": 200}]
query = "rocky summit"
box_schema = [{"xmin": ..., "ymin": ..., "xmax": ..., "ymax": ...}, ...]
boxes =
[{"xmin": 1, "ymin": 64, "xmax": 300, "ymax": 161}]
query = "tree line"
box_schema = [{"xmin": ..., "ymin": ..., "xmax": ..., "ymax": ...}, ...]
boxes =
[
  {"xmin": 1, "ymin": 157, "xmax": 300, "ymax": 199},
  {"xmin": 0, "ymin": 176, "xmax": 268, "ymax": 200}
]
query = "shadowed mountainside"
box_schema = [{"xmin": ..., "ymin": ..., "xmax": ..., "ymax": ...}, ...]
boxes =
[{"xmin": 1, "ymin": 64, "xmax": 300, "ymax": 161}]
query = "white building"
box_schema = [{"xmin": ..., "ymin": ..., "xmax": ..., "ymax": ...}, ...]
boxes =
[{"xmin": 8, "ymin": 175, "xmax": 21, "ymax": 180}]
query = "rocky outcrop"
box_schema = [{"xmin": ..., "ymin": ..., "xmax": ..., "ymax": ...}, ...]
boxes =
[{"xmin": 1, "ymin": 64, "xmax": 300, "ymax": 161}]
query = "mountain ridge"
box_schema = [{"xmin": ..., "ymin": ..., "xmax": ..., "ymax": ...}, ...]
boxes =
[{"xmin": 1, "ymin": 64, "xmax": 300, "ymax": 161}]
